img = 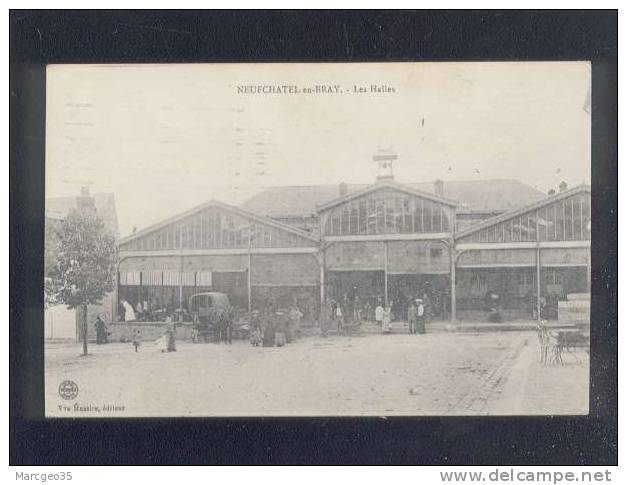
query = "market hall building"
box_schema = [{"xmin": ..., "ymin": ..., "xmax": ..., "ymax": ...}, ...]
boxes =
[{"xmin": 116, "ymin": 177, "xmax": 590, "ymax": 324}]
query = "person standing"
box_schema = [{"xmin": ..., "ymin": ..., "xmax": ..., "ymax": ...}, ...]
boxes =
[
  {"xmin": 224, "ymin": 311, "xmax": 233, "ymax": 344},
  {"xmin": 321, "ymin": 298, "xmax": 332, "ymax": 338},
  {"xmin": 289, "ymin": 303, "xmax": 303, "ymax": 342},
  {"xmin": 343, "ymin": 295, "xmax": 352, "ymax": 324},
  {"xmin": 382, "ymin": 305, "xmax": 392, "ymax": 333},
  {"xmin": 262, "ymin": 304, "xmax": 276, "ymax": 347},
  {"xmin": 353, "ymin": 295, "xmax": 361, "ymax": 324},
  {"xmin": 335, "ymin": 301, "xmax": 344, "ymax": 334},
  {"xmin": 375, "ymin": 300, "xmax": 384, "ymax": 328},
  {"xmin": 422, "ymin": 293, "xmax": 432, "ymax": 324},
  {"xmin": 132, "ymin": 328, "xmax": 141, "ymax": 352},
  {"xmin": 250, "ymin": 310, "xmax": 262, "ymax": 347},
  {"xmin": 274, "ymin": 309, "xmax": 287, "ymax": 347},
  {"xmin": 416, "ymin": 299, "xmax": 426, "ymax": 334},
  {"xmin": 122, "ymin": 300, "xmax": 136, "ymax": 322},
  {"xmin": 94, "ymin": 315, "xmax": 108, "ymax": 344},
  {"xmin": 135, "ymin": 301, "xmax": 143, "ymax": 321},
  {"xmin": 363, "ymin": 300, "xmax": 372, "ymax": 322},
  {"xmin": 165, "ymin": 323, "xmax": 177, "ymax": 352},
  {"xmin": 407, "ymin": 300, "xmax": 417, "ymax": 335}
]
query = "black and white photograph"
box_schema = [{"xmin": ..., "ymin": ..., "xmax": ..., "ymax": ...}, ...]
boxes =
[
  {"xmin": 43, "ymin": 61, "xmax": 592, "ymax": 417},
  {"xmin": 10, "ymin": 9, "xmax": 618, "ymax": 468}
]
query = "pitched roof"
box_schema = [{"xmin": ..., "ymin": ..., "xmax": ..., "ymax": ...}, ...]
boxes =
[
  {"xmin": 454, "ymin": 184, "xmax": 591, "ymax": 239},
  {"xmin": 46, "ymin": 193, "xmax": 119, "ymax": 236},
  {"xmin": 117, "ymin": 199, "xmax": 320, "ymax": 246},
  {"xmin": 242, "ymin": 179, "xmax": 547, "ymax": 218},
  {"xmin": 316, "ymin": 180, "xmax": 458, "ymax": 213}
]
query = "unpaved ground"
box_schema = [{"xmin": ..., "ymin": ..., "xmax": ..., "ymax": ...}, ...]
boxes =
[
  {"xmin": 45, "ymin": 331, "xmax": 588, "ymax": 417},
  {"xmin": 491, "ymin": 342, "xmax": 589, "ymax": 415}
]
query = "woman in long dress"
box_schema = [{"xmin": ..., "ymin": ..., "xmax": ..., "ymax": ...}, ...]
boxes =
[
  {"xmin": 382, "ymin": 305, "xmax": 392, "ymax": 333},
  {"xmin": 375, "ymin": 302, "xmax": 384, "ymax": 328},
  {"xmin": 122, "ymin": 300, "xmax": 136, "ymax": 322}
]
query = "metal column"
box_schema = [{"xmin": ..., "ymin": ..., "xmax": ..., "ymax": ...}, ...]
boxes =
[
  {"xmin": 138, "ymin": 271, "xmax": 143, "ymax": 309},
  {"xmin": 179, "ymin": 254, "xmax": 184, "ymax": 313},
  {"xmin": 536, "ymin": 245, "xmax": 541, "ymax": 321},
  {"xmin": 384, "ymin": 240, "xmax": 389, "ymax": 306},
  {"xmin": 247, "ymin": 252, "xmax": 253, "ymax": 312},
  {"xmin": 450, "ymin": 247, "xmax": 456, "ymax": 322},
  {"xmin": 114, "ymin": 256, "xmax": 130, "ymax": 323},
  {"xmin": 319, "ymin": 249, "xmax": 325, "ymax": 307}
]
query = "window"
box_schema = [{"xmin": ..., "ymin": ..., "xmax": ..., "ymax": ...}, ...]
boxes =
[
  {"xmin": 163, "ymin": 270, "xmax": 180, "ymax": 286},
  {"xmin": 120, "ymin": 271, "xmax": 141, "ymax": 286},
  {"xmin": 323, "ymin": 190, "xmax": 453, "ymax": 236},
  {"xmin": 423, "ymin": 201, "xmax": 433, "ymax": 232},
  {"xmin": 142, "ymin": 270, "xmax": 162, "ymax": 286}
]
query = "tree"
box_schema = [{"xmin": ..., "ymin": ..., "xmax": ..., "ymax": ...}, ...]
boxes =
[{"xmin": 48, "ymin": 209, "xmax": 117, "ymax": 355}]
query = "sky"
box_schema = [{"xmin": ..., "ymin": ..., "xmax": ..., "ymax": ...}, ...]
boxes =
[{"xmin": 45, "ymin": 62, "xmax": 591, "ymax": 237}]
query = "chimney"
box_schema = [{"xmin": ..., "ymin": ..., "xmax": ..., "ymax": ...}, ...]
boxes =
[
  {"xmin": 339, "ymin": 182, "xmax": 348, "ymax": 197},
  {"xmin": 77, "ymin": 186, "xmax": 95, "ymax": 213},
  {"xmin": 434, "ymin": 179, "xmax": 444, "ymax": 197},
  {"xmin": 559, "ymin": 181, "xmax": 568, "ymax": 193}
]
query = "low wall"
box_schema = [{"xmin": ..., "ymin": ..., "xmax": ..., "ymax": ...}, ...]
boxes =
[{"xmin": 107, "ymin": 322, "xmax": 195, "ymax": 343}]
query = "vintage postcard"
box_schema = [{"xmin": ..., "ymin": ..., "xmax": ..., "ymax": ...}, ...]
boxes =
[{"xmin": 44, "ymin": 62, "xmax": 591, "ymax": 417}]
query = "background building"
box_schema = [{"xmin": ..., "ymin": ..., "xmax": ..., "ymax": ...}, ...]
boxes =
[
  {"xmin": 115, "ymin": 172, "xmax": 590, "ymax": 324},
  {"xmin": 45, "ymin": 187, "xmax": 119, "ymax": 340}
]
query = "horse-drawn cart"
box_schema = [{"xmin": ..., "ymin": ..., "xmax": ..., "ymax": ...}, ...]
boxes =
[{"xmin": 189, "ymin": 292, "xmax": 234, "ymax": 343}]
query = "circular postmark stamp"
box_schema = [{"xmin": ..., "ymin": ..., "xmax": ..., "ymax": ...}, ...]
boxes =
[{"xmin": 58, "ymin": 380, "xmax": 79, "ymax": 400}]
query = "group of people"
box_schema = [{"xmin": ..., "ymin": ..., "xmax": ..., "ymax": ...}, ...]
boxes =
[
  {"xmin": 373, "ymin": 298, "xmax": 426, "ymax": 334},
  {"xmin": 111, "ymin": 293, "xmax": 429, "ymax": 351},
  {"xmin": 319, "ymin": 295, "xmax": 428, "ymax": 335},
  {"xmin": 119, "ymin": 299, "xmax": 191, "ymax": 323},
  {"xmin": 374, "ymin": 301, "xmax": 393, "ymax": 333},
  {"xmin": 131, "ymin": 325, "xmax": 177, "ymax": 353},
  {"xmin": 249, "ymin": 302, "xmax": 303, "ymax": 348}
]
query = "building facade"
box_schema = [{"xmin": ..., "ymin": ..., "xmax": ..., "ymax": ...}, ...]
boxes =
[
  {"xmin": 117, "ymin": 201, "xmax": 321, "ymax": 323},
  {"xmin": 453, "ymin": 184, "xmax": 591, "ymax": 321},
  {"xmin": 115, "ymin": 179, "xmax": 591, "ymax": 323}
]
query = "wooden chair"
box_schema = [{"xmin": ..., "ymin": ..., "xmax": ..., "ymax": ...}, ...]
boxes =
[{"xmin": 537, "ymin": 321, "xmax": 551, "ymax": 364}]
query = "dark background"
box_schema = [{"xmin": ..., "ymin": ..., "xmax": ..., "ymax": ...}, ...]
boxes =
[{"xmin": 10, "ymin": 10, "xmax": 617, "ymax": 465}]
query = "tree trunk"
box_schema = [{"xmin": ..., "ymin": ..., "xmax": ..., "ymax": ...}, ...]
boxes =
[{"xmin": 81, "ymin": 303, "xmax": 88, "ymax": 356}]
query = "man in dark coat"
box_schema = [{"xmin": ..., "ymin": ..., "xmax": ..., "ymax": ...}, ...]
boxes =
[
  {"xmin": 94, "ymin": 315, "xmax": 108, "ymax": 344},
  {"xmin": 165, "ymin": 324, "xmax": 177, "ymax": 352},
  {"xmin": 262, "ymin": 304, "xmax": 276, "ymax": 347}
]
